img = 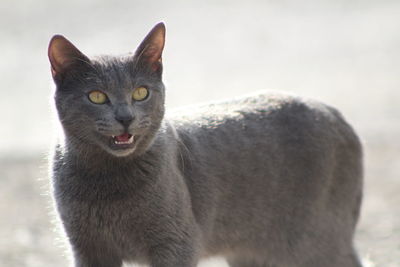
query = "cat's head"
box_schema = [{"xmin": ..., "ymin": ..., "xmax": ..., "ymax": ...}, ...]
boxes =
[{"xmin": 48, "ymin": 23, "xmax": 166, "ymax": 157}]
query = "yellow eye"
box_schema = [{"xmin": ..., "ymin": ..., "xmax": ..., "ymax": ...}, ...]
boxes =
[
  {"xmin": 88, "ymin": 90, "xmax": 108, "ymax": 104},
  {"xmin": 132, "ymin": 87, "xmax": 149, "ymax": 101}
]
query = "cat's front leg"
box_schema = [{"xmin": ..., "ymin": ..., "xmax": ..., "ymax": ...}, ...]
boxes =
[
  {"xmin": 71, "ymin": 242, "xmax": 123, "ymax": 267},
  {"xmin": 148, "ymin": 242, "xmax": 199, "ymax": 267}
]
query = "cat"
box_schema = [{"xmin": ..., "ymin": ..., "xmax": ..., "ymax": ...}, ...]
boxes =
[{"xmin": 48, "ymin": 22, "xmax": 363, "ymax": 267}]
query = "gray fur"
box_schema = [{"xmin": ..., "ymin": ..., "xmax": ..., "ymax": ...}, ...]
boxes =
[{"xmin": 49, "ymin": 24, "xmax": 363, "ymax": 267}]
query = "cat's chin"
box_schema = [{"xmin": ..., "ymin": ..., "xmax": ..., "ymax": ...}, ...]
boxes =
[
  {"xmin": 107, "ymin": 148, "xmax": 136, "ymax": 157},
  {"xmin": 104, "ymin": 144, "xmax": 137, "ymax": 157}
]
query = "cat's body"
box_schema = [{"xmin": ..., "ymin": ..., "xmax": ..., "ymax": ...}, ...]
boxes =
[{"xmin": 49, "ymin": 23, "xmax": 363, "ymax": 267}]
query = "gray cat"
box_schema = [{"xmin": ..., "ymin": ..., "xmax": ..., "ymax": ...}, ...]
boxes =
[{"xmin": 48, "ymin": 23, "xmax": 363, "ymax": 267}]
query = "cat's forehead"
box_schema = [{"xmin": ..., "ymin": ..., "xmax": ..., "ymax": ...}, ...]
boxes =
[
  {"xmin": 91, "ymin": 55, "xmax": 132, "ymax": 76},
  {"xmin": 84, "ymin": 55, "xmax": 135, "ymax": 89},
  {"xmin": 76, "ymin": 55, "xmax": 161, "ymax": 94}
]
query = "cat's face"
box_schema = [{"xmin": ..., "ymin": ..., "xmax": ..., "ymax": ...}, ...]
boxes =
[{"xmin": 48, "ymin": 23, "xmax": 166, "ymax": 157}]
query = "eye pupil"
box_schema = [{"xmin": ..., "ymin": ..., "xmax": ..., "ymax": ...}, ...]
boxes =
[
  {"xmin": 132, "ymin": 87, "xmax": 148, "ymax": 101},
  {"xmin": 88, "ymin": 90, "xmax": 107, "ymax": 104}
]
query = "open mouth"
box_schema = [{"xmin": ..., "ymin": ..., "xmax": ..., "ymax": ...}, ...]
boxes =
[
  {"xmin": 112, "ymin": 133, "xmax": 134, "ymax": 145},
  {"xmin": 110, "ymin": 133, "xmax": 136, "ymax": 149}
]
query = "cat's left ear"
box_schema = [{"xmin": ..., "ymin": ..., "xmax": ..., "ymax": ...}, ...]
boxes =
[
  {"xmin": 48, "ymin": 35, "xmax": 90, "ymax": 79},
  {"xmin": 134, "ymin": 22, "xmax": 166, "ymax": 74}
]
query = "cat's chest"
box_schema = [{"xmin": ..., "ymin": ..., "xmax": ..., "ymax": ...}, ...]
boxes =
[
  {"xmin": 64, "ymin": 192, "xmax": 151, "ymax": 259},
  {"xmin": 55, "ymin": 171, "xmax": 155, "ymax": 257}
]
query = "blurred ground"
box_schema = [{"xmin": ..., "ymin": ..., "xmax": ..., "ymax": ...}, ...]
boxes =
[{"xmin": 1, "ymin": 0, "xmax": 399, "ymax": 266}]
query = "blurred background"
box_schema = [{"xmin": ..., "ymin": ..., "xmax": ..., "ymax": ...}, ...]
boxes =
[{"xmin": 1, "ymin": 0, "xmax": 399, "ymax": 266}]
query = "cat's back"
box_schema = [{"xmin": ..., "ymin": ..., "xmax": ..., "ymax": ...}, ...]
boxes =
[{"xmin": 167, "ymin": 91, "xmax": 360, "ymax": 148}]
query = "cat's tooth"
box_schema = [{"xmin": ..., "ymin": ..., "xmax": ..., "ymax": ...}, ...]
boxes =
[{"xmin": 112, "ymin": 135, "xmax": 134, "ymax": 145}]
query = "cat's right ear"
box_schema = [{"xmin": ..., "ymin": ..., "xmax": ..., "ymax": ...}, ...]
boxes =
[
  {"xmin": 133, "ymin": 23, "xmax": 166, "ymax": 75},
  {"xmin": 48, "ymin": 35, "xmax": 90, "ymax": 80}
]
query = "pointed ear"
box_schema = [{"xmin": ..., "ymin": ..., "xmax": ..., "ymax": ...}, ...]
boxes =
[
  {"xmin": 134, "ymin": 22, "xmax": 166, "ymax": 73},
  {"xmin": 48, "ymin": 35, "xmax": 90, "ymax": 78}
]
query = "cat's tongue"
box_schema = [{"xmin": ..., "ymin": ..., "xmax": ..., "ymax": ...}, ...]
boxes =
[
  {"xmin": 115, "ymin": 133, "xmax": 131, "ymax": 142},
  {"xmin": 113, "ymin": 133, "xmax": 134, "ymax": 144}
]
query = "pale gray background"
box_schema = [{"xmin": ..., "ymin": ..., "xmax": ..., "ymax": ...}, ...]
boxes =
[{"xmin": 1, "ymin": 0, "xmax": 399, "ymax": 266}]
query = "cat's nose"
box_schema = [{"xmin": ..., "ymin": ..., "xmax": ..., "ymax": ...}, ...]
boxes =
[
  {"xmin": 115, "ymin": 104, "xmax": 134, "ymax": 128},
  {"xmin": 115, "ymin": 115, "xmax": 134, "ymax": 128}
]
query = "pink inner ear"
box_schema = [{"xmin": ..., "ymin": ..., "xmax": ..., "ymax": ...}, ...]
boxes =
[
  {"xmin": 143, "ymin": 45, "xmax": 162, "ymax": 71},
  {"xmin": 144, "ymin": 46, "xmax": 161, "ymax": 62}
]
